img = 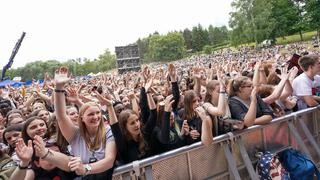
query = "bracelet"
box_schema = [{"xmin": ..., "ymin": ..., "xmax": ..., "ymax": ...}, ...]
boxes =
[
  {"xmin": 54, "ymin": 89, "xmax": 66, "ymax": 93},
  {"xmin": 219, "ymin": 91, "xmax": 227, "ymax": 94},
  {"xmin": 41, "ymin": 148, "xmax": 50, "ymax": 159},
  {"xmin": 18, "ymin": 163, "xmax": 29, "ymax": 170}
]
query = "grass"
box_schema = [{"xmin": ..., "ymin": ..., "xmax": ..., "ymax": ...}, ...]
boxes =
[
  {"xmin": 211, "ymin": 31, "xmax": 318, "ymax": 53},
  {"xmin": 276, "ymin": 31, "xmax": 317, "ymax": 45}
]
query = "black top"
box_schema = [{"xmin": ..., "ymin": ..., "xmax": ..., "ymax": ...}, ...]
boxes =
[
  {"xmin": 171, "ymin": 81, "xmax": 180, "ymax": 112},
  {"xmin": 32, "ymin": 166, "xmax": 78, "ymax": 180},
  {"xmin": 110, "ymin": 109, "xmax": 157, "ymax": 164},
  {"xmin": 229, "ymin": 95, "xmax": 273, "ymax": 121},
  {"xmin": 178, "ymin": 108, "xmax": 202, "ymax": 145},
  {"xmin": 152, "ymin": 112, "xmax": 186, "ymax": 154},
  {"xmin": 139, "ymin": 87, "xmax": 150, "ymax": 125}
]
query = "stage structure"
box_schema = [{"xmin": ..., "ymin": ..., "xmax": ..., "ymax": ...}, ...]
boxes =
[{"xmin": 115, "ymin": 44, "xmax": 141, "ymax": 74}]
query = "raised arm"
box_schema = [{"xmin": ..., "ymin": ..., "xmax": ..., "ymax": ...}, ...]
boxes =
[
  {"xmin": 128, "ymin": 91, "xmax": 139, "ymax": 115},
  {"xmin": 263, "ymin": 68, "xmax": 289, "ymax": 104},
  {"xmin": 143, "ymin": 77, "xmax": 157, "ymax": 137},
  {"xmin": 33, "ymin": 135, "xmax": 71, "ymax": 171},
  {"xmin": 193, "ymin": 68, "xmax": 201, "ymax": 97},
  {"xmin": 54, "ymin": 67, "xmax": 77, "ymax": 142},
  {"xmin": 157, "ymin": 95, "xmax": 174, "ymax": 144},
  {"xmin": 280, "ymin": 67, "xmax": 297, "ymax": 101},
  {"xmin": 243, "ymin": 88, "xmax": 258, "ymax": 127},
  {"xmin": 35, "ymin": 91, "xmax": 52, "ymax": 106},
  {"xmin": 195, "ymin": 106, "xmax": 213, "ymax": 146},
  {"xmin": 168, "ymin": 64, "xmax": 180, "ymax": 112},
  {"xmin": 95, "ymin": 91, "xmax": 128, "ymax": 157},
  {"xmin": 10, "ymin": 139, "xmax": 35, "ymax": 180},
  {"xmin": 252, "ymin": 60, "xmax": 261, "ymax": 87},
  {"xmin": 66, "ymin": 86, "xmax": 84, "ymax": 108},
  {"xmin": 203, "ymin": 71, "xmax": 227, "ymax": 116}
]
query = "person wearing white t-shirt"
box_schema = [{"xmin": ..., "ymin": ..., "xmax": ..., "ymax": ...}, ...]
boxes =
[{"xmin": 292, "ymin": 55, "xmax": 320, "ymax": 110}]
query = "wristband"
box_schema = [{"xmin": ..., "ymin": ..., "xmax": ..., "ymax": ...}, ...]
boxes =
[
  {"xmin": 219, "ymin": 91, "xmax": 227, "ymax": 94},
  {"xmin": 54, "ymin": 89, "xmax": 66, "ymax": 93},
  {"xmin": 41, "ymin": 148, "xmax": 50, "ymax": 159}
]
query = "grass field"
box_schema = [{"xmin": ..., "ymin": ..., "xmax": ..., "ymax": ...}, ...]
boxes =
[
  {"xmin": 276, "ymin": 31, "xmax": 317, "ymax": 45},
  {"xmin": 212, "ymin": 31, "xmax": 318, "ymax": 53}
]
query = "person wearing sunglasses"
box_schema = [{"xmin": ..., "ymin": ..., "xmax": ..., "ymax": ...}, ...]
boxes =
[{"xmin": 228, "ymin": 75, "xmax": 273, "ymax": 128}]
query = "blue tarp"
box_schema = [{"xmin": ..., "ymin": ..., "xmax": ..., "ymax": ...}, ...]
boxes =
[
  {"xmin": 0, "ymin": 80, "xmax": 26, "ymax": 88},
  {"xmin": 0, "ymin": 80, "xmax": 19, "ymax": 87}
]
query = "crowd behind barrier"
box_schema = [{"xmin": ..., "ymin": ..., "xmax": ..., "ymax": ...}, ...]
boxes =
[{"xmin": 0, "ymin": 42, "xmax": 319, "ymax": 180}]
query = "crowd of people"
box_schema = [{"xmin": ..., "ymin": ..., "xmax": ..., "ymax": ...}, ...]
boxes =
[{"xmin": 0, "ymin": 42, "xmax": 319, "ymax": 179}]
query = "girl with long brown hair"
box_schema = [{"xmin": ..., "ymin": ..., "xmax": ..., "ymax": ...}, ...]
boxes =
[{"xmin": 95, "ymin": 75, "xmax": 157, "ymax": 164}]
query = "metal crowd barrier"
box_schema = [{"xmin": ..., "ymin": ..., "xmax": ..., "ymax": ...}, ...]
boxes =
[{"xmin": 112, "ymin": 106, "xmax": 320, "ymax": 180}]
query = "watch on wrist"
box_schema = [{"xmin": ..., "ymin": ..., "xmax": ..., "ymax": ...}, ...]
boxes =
[{"xmin": 84, "ymin": 164, "xmax": 92, "ymax": 176}]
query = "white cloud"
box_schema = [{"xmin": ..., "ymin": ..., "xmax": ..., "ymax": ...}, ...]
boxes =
[{"xmin": 0, "ymin": 0, "xmax": 232, "ymax": 69}]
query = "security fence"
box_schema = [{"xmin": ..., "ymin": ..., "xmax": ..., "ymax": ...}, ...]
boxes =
[{"xmin": 112, "ymin": 106, "xmax": 320, "ymax": 180}]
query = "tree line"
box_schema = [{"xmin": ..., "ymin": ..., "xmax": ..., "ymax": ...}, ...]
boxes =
[
  {"xmin": 229, "ymin": 0, "xmax": 320, "ymax": 45},
  {"xmin": 1, "ymin": 50, "xmax": 116, "ymax": 81}
]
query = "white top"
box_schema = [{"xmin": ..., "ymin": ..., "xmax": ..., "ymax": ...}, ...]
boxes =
[
  {"xmin": 292, "ymin": 73, "xmax": 314, "ymax": 110},
  {"xmin": 69, "ymin": 126, "xmax": 114, "ymax": 164}
]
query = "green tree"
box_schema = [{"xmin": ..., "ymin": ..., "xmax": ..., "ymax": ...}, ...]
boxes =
[
  {"xmin": 183, "ymin": 28, "xmax": 193, "ymax": 50},
  {"xmin": 192, "ymin": 24, "xmax": 208, "ymax": 51},
  {"xmin": 270, "ymin": 0, "xmax": 300, "ymax": 40},
  {"xmin": 229, "ymin": 0, "xmax": 275, "ymax": 46},
  {"xmin": 305, "ymin": 0, "xmax": 320, "ymax": 40},
  {"xmin": 97, "ymin": 49, "xmax": 116, "ymax": 72},
  {"xmin": 147, "ymin": 32, "xmax": 186, "ymax": 61}
]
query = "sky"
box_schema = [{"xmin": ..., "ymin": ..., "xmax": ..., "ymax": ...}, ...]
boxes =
[{"xmin": 0, "ymin": 0, "xmax": 233, "ymax": 68}]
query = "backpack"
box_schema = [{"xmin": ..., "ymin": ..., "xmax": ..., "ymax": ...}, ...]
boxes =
[
  {"xmin": 278, "ymin": 149, "xmax": 320, "ymax": 180},
  {"xmin": 0, "ymin": 154, "xmax": 17, "ymax": 180},
  {"xmin": 256, "ymin": 151, "xmax": 290, "ymax": 180}
]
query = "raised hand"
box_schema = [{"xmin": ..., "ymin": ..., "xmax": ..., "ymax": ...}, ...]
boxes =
[
  {"xmin": 254, "ymin": 60, "xmax": 262, "ymax": 71},
  {"xmin": 217, "ymin": 70, "xmax": 226, "ymax": 91},
  {"xmin": 15, "ymin": 139, "xmax": 33, "ymax": 164},
  {"xmin": 280, "ymin": 64, "xmax": 290, "ymax": 80},
  {"xmin": 193, "ymin": 67, "xmax": 201, "ymax": 79},
  {"xmin": 33, "ymin": 135, "xmax": 48, "ymax": 158},
  {"xmin": 144, "ymin": 76, "xmax": 154, "ymax": 93},
  {"xmin": 127, "ymin": 90, "xmax": 136, "ymax": 100},
  {"xmin": 164, "ymin": 95, "xmax": 175, "ymax": 112},
  {"xmin": 251, "ymin": 86, "xmax": 258, "ymax": 100},
  {"xmin": 289, "ymin": 66, "xmax": 299, "ymax": 81},
  {"xmin": 142, "ymin": 66, "xmax": 150, "ymax": 83},
  {"xmin": 168, "ymin": 64, "xmax": 177, "ymax": 82},
  {"xmin": 66, "ymin": 87, "xmax": 80, "ymax": 104},
  {"xmin": 94, "ymin": 91, "xmax": 113, "ymax": 106},
  {"xmin": 195, "ymin": 106, "xmax": 208, "ymax": 120},
  {"xmin": 54, "ymin": 67, "xmax": 70, "ymax": 87}
]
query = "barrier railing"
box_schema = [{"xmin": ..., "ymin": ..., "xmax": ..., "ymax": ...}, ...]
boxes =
[{"xmin": 112, "ymin": 106, "xmax": 320, "ymax": 180}]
